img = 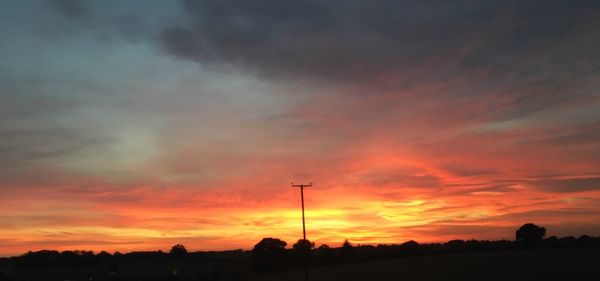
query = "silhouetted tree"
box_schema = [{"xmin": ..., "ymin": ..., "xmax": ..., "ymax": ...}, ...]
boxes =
[
  {"xmin": 97, "ymin": 251, "xmax": 111, "ymax": 260},
  {"xmin": 446, "ymin": 239, "xmax": 466, "ymax": 252},
  {"xmin": 400, "ymin": 240, "xmax": 420, "ymax": 255},
  {"xmin": 169, "ymin": 244, "xmax": 188, "ymax": 260},
  {"xmin": 516, "ymin": 223, "xmax": 546, "ymax": 248},
  {"xmin": 578, "ymin": 234, "xmax": 593, "ymax": 246},
  {"xmin": 338, "ymin": 240, "xmax": 354, "ymax": 262},
  {"xmin": 18, "ymin": 250, "xmax": 60, "ymax": 267},
  {"xmin": 355, "ymin": 245, "xmax": 378, "ymax": 261},
  {"xmin": 251, "ymin": 238, "xmax": 287, "ymax": 273},
  {"xmin": 290, "ymin": 239, "xmax": 315, "ymax": 266},
  {"xmin": 316, "ymin": 244, "xmax": 335, "ymax": 264},
  {"xmin": 543, "ymin": 236, "xmax": 559, "ymax": 248}
]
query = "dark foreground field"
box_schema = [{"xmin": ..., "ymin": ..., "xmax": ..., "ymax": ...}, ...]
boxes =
[
  {"xmin": 253, "ymin": 247, "xmax": 600, "ymax": 281},
  {"xmin": 3, "ymin": 246, "xmax": 599, "ymax": 281}
]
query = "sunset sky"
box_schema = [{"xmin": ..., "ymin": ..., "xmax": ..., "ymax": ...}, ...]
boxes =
[{"xmin": 1, "ymin": 0, "xmax": 600, "ymax": 256}]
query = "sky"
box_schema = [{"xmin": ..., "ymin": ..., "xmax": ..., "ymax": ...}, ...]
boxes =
[{"xmin": 1, "ymin": 0, "xmax": 600, "ymax": 256}]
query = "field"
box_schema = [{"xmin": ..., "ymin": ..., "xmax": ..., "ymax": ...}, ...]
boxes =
[
  {"xmin": 3, "ymin": 246, "xmax": 599, "ymax": 281},
  {"xmin": 252, "ymin": 247, "xmax": 600, "ymax": 281}
]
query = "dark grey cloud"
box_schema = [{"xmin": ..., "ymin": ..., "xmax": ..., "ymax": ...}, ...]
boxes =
[
  {"xmin": 532, "ymin": 177, "xmax": 600, "ymax": 193},
  {"xmin": 51, "ymin": 0, "xmax": 90, "ymax": 20},
  {"xmin": 42, "ymin": 1, "xmax": 171, "ymax": 43},
  {"xmin": 158, "ymin": 0, "xmax": 600, "ymax": 84}
]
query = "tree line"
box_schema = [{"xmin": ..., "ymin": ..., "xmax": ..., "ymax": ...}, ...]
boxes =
[
  {"xmin": 1, "ymin": 223, "xmax": 599, "ymax": 275},
  {"xmin": 250, "ymin": 223, "xmax": 600, "ymax": 272}
]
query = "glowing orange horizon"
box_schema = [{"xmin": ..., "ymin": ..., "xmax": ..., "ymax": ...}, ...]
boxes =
[{"xmin": 3, "ymin": 178, "xmax": 600, "ymax": 257}]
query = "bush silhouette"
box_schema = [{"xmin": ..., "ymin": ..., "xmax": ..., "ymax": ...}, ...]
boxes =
[
  {"xmin": 169, "ymin": 244, "xmax": 188, "ymax": 260},
  {"xmin": 251, "ymin": 238, "xmax": 287, "ymax": 273},
  {"xmin": 516, "ymin": 223, "xmax": 546, "ymax": 248}
]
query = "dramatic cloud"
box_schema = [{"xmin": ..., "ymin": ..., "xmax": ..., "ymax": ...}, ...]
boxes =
[
  {"xmin": 159, "ymin": 0, "xmax": 600, "ymax": 84},
  {"xmin": 0, "ymin": 0, "xmax": 599, "ymax": 256}
]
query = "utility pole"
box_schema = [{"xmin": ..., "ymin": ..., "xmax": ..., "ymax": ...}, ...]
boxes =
[
  {"xmin": 291, "ymin": 182, "xmax": 312, "ymax": 240},
  {"xmin": 291, "ymin": 182, "xmax": 312, "ymax": 281}
]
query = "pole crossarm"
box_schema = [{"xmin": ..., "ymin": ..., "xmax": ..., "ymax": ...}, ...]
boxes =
[{"xmin": 291, "ymin": 183, "xmax": 313, "ymax": 188}]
